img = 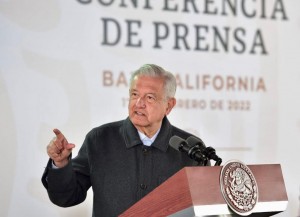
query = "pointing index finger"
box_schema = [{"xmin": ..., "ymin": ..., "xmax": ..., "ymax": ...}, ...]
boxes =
[
  {"xmin": 53, "ymin": 128, "xmax": 68, "ymax": 144},
  {"xmin": 53, "ymin": 128, "xmax": 62, "ymax": 136}
]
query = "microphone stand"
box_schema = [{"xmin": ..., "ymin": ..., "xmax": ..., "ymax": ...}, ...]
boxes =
[
  {"xmin": 186, "ymin": 145, "xmax": 209, "ymax": 166},
  {"xmin": 203, "ymin": 147, "xmax": 222, "ymax": 166}
]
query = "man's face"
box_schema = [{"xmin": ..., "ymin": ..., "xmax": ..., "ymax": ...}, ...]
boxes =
[{"xmin": 128, "ymin": 75, "xmax": 175, "ymax": 135}]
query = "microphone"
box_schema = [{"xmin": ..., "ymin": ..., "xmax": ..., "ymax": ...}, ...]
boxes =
[
  {"xmin": 186, "ymin": 136, "xmax": 222, "ymax": 166},
  {"xmin": 169, "ymin": 135, "xmax": 208, "ymax": 165}
]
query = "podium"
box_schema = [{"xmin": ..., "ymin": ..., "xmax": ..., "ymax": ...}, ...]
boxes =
[{"xmin": 120, "ymin": 164, "xmax": 288, "ymax": 217}]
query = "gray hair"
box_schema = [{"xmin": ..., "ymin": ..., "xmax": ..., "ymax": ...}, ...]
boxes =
[{"xmin": 129, "ymin": 64, "xmax": 177, "ymax": 99}]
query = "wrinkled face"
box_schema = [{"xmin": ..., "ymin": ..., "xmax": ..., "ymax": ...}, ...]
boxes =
[{"xmin": 128, "ymin": 75, "xmax": 175, "ymax": 134}]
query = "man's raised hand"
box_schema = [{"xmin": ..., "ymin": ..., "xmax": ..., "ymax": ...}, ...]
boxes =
[{"xmin": 47, "ymin": 129, "xmax": 75, "ymax": 168}]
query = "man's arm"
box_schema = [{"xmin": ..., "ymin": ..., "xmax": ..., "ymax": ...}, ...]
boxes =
[{"xmin": 42, "ymin": 129, "xmax": 90, "ymax": 207}]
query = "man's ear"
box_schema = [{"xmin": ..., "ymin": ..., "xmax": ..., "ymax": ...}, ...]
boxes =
[{"xmin": 165, "ymin": 98, "xmax": 176, "ymax": 115}]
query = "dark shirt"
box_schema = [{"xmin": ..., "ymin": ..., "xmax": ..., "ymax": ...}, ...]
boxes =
[{"xmin": 42, "ymin": 117, "xmax": 204, "ymax": 216}]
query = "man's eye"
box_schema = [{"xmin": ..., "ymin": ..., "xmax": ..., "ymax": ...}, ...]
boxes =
[
  {"xmin": 131, "ymin": 92, "xmax": 138, "ymax": 98},
  {"xmin": 146, "ymin": 95, "xmax": 156, "ymax": 102}
]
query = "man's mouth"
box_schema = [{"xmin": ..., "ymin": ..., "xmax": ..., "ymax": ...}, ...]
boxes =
[{"xmin": 135, "ymin": 111, "xmax": 144, "ymax": 116}]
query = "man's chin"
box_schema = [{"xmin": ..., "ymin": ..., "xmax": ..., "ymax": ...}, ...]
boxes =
[{"xmin": 131, "ymin": 118, "xmax": 149, "ymax": 127}]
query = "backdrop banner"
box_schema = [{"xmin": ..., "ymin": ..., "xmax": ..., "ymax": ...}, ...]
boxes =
[{"xmin": 1, "ymin": 1, "xmax": 299, "ymax": 217}]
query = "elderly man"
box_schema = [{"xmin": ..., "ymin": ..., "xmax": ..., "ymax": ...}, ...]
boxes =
[{"xmin": 42, "ymin": 64, "xmax": 208, "ymax": 216}]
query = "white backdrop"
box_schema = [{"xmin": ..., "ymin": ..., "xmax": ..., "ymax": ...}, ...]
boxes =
[{"xmin": 1, "ymin": 0, "xmax": 300, "ymax": 216}]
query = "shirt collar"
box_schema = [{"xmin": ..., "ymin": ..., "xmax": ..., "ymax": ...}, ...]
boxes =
[
  {"xmin": 138, "ymin": 129, "xmax": 161, "ymax": 146},
  {"xmin": 123, "ymin": 116, "xmax": 171, "ymax": 152}
]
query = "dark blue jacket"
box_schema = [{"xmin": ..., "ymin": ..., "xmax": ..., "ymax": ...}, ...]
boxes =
[{"xmin": 42, "ymin": 117, "xmax": 204, "ymax": 216}]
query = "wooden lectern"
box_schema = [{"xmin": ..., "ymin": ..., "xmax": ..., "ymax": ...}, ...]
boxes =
[{"xmin": 120, "ymin": 164, "xmax": 288, "ymax": 217}]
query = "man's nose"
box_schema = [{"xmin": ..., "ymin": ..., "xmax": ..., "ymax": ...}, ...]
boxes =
[{"xmin": 135, "ymin": 97, "xmax": 146, "ymax": 107}]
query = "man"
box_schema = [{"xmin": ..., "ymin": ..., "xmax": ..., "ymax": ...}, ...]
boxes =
[{"xmin": 42, "ymin": 64, "xmax": 209, "ymax": 216}]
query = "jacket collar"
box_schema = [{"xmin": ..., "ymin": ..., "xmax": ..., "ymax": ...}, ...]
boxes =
[{"xmin": 123, "ymin": 116, "xmax": 171, "ymax": 152}]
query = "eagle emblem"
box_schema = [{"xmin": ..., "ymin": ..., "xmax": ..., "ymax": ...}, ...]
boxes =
[{"xmin": 220, "ymin": 160, "xmax": 258, "ymax": 216}]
